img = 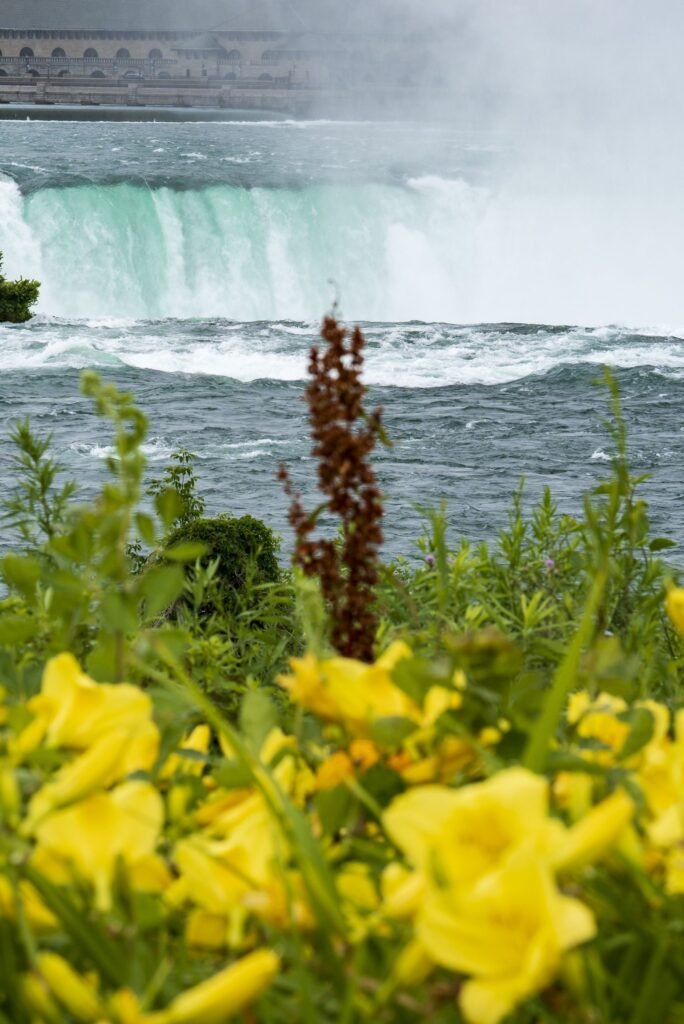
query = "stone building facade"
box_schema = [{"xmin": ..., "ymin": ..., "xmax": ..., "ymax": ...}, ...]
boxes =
[
  {"xmin": 0, "ymin": 0, "xmax": 354, "ymax": 87},
  {"xmin": 0, "ymin": 0, "xmax": 433, "ymax": 114}
]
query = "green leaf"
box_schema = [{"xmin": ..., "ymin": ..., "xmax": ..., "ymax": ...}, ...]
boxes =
[
  {"xmin": 0, "ymin": 615, "xmax": 39, "ymax": 647},
  {"xmin": 99, "ymin": 591, "xmax": 139, "ymax": 633},
  {"xmin": 545, "ymin": 750, "xmax": 610, "ymax": 776},
  {"xmin": 214, "ymin": 759, "xmax": 254, "ymax": 789},
  {"xmin": 164, "ymin": 541, "xmax": 208, "ymax": 563},
  {"xmin": 136, "ymin": 512, "xmax": 157, "ymax": 546},
  {"xmin": 140, "ymin": 565, "xmax": 185, "ymax": 618},
  {"xmin": 155, "ymin": 488, "xmax": 183, "ymax": 531},
  {"xmin": 2, "ymin": 555, "xmax": 40, "ymax": 598},
  {"xmin": 619, "ymin": 708, "xmax": 655, "ymax": 761},
  {"xmin": 239, "ymin": 690, "xmax": 278, "ymax": 755},
  {"xmin": 649, "ymin": 537, "xmax": 677, "ymax": 551},
  {"xmin": 24, "ymin": 868, "xmax": 129, "ymax": 987},
  {"xmin": 368, "ymin": 716, "xmax": 418, "ymax": 749},
  {"xmin": 316, "ymin": 785, "xmax": 355, "ymax": 837}
]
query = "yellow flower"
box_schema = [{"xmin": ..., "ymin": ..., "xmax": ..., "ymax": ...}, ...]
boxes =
[
  {"xmin": 381, "ymin": 862, "xmax": 425, "ymax": 918},
  {"xmin": 25, "ymin": 729, "xmax": 131, "ymax": 828},
  {"xmin": 278, "ymin": 642, "xmax": 418, "ymax": 735},
  {"xmin": 549, "ymin": 790, "xmax": 634, "ymax": 871},
  {"xmin": 666, "ymin": 587, "xmax": 684, "ymax": 635},
  {"xmin": 149, "ymin": 949, "xmax": 279, "ymax": 1024},
  {"xmin": 22, "ymin": 653, "xmax": 153, "ymax": 753},
  {"xmin": 186, "ymin": 909, "xmax": 229, "ymax": 950},
  {"xmin": 21, "ymin": 972, "xmax": 63, "ymax": 1024},
  {"xmin": 107, "ymin": 988, "xmax": 150, "ymax": 1024},
  {"xmin": 417, "ymin": 854, "xmax": 595, "ymax": 1024},
  {"xmin": 349, "ymin": 738, "xmax": 380, "ymax": 771},
  {"xmin": 386, "ymin": 768, "xmax": 631, "ymax": 914},
  {"xmin": 385, "ymin": 768, "xmax": 559, "ymax": 892},
  {"xmin": 393, "ymin": 941, "xmax": 434, "ymax": 986},
  {"xmin": 337, "ymin": 861, "xmax": 379, "ymax": 938},
  {"xmin": 316, "ymin": 752, "xmax": 354, "ymax": 790},
  {"xmin": 554, "ymin": 771, "xmax": 594, "ymax": 821},
  {"xmin": 160, "ymin": 725, "xmax": 211, "ymax": 779},
  {"xmin": 33, "ymin": 781, "xmax": 165, "ymax": 911},
  {"xmin": 174, "ymin": 795, "xmax": 277, "ymax": 917},
  {"xmin": 421, "ymin": 684, "xmax": 463, "ymax": 726},
  {"xmin": 0, "ymin": 876, "xmax": 58, "ymax": 931},
  {"xmin": 37, "ymin": 952, "xmax": 105, "ymax": 1022},
  {"xmin": 567, "ymin": 691, "xmax": 630, "ymax": 764},
  {"xmin": 397, "ymin": 735, "xmax": 475, "ymax": 785},
  {"xmin": 0, "ymin": 763, "xmax": 20, "ymax": 825}
]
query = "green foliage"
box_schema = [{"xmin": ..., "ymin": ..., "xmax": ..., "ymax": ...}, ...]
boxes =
[
  {"xmin": 0, "ymin": 253, "xmax": 39, "ymax": 324},
  {"xmin": 164, "ymin": 514, "xmax": 281, "ymax": 616},
  {"xmin": 147, "ymin": 447, "xmax": 206, "ymax": 532},
  {"xmin": 2, "ymin": 419, "xmax": 76, "ymax": 552},
  {"xmin": 377, "ymin": 373, "xmax": 681, "ymax": 707}
]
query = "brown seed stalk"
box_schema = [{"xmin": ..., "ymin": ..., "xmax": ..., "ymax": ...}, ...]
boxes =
[{"xmin": 278, "ymin": 316, "xmax": 385, "ymax": 662}]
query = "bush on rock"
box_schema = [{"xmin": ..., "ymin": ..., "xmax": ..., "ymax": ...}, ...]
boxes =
[{"xmin": 0, "ymin": 254, "xmax": 40, "ymax": 323}]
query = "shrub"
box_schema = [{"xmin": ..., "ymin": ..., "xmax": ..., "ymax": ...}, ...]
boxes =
[
  {"xmin": 0, "ymin": 253, "xmax": 39, "ymax": 323},
  {"xmin": 164, "ymin": 514, "xmax": 281, "ymax": 615}
]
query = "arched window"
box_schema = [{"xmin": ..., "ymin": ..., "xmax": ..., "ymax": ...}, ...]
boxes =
[
  {"xmin": 225, "ymin": 49, "xmax": 241, "ymax": 61},
  {"xmin": 157, "ymin": 71, "xmax": 171, "ymax": 78},
  {"xmin": 224, "ymin": 71, "xmax": 237, "ymax": 80},
  {"xmin": 90, "ymin": 69, "xmax": 106, "ymax": 77},
  {"xmin": 258, "ymin": 72, "xmax": 273, "ymax": 81},
  {"xmin": 84, "ymin": 48, "xmax": 98, "ymax": 59},
  {"xmin": 51, "ymin": 47, "xmax": 66, "ymax": 57},
  {"xmin": 149, "ymin": 48, "xmax": 163, "ymax": 59},
  {"xmin": 27, "ymin": 68, "xmax": 40, "ymax": 76},
  {"xmin": 0, "ymin": 69, "xmax": 7, "ymax": 77},
  {"xmin": 20, "ymin": 47, "xmax": 34, "ymax": 57},
  {"xmin": 116, "ymin": 47, "xmax": 130, "ymax": 59},
  {"xmin": 262, "ymin": 50, "xmax": 277, "ymax": 61},
  {"xmin": 57, "ymin": 68, "xmax": 70, "ymax": 76}
]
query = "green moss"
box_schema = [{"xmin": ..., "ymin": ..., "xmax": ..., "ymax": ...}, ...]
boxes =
[{"xmin": 0, "ymin": 254, "xmax": 40, "ymax": 324}]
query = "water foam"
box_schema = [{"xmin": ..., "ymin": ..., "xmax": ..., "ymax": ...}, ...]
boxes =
[{"xmin": 3, "ymin": 319, "xmax": 684, "ymax": 388}]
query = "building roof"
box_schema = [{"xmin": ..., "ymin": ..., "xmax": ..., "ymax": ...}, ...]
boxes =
[{"xmin": 0, "ymin": 0, "xmax": 309, "ymax": 34}]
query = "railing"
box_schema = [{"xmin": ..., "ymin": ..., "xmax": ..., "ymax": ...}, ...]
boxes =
[{"xmin": 0, "ymin": 56, "xmax": 175, "ymax": 66}]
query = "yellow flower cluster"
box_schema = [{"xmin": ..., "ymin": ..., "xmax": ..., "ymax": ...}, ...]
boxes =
[
  {"xmin": 563, "ymin": 684, "xmax": 684, "ymax": 896},
  {"xmin": 383, "ymin": 769, "xmax": 632, "ymax": 1024},
  {"xmin": 1, "ymin": 613, "xmax": 683, "ymax": 1024},
  {"xmin": 0, "ymin": 655, "xmax": 281, "ymax": 1023}
]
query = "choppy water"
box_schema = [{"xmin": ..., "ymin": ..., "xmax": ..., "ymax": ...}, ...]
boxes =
[{"xmin": 0, "ymin": 119, "xmax": 682, "ymax": 555}]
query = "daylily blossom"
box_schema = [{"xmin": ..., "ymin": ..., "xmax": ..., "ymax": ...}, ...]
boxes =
[
  {"xmin": 32, "ymin": 781, "xmax": 167, "ymax": 911},
  {"xmin": 418, "ymin": 853, "xmax": 596, "ymax": 1024}
]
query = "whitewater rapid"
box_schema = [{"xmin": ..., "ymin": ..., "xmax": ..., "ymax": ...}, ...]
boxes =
[{"xmin": 1, "ymin": 317, "xmax": 684, "ymax": 388}]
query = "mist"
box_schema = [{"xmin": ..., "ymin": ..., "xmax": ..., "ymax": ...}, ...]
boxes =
[{"xmin": 316, "ymin": 0, "xmax": 684, "ymax": 327}]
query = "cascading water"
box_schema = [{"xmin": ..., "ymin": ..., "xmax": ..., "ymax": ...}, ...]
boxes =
[
  {"xmin": 1, "ymin": 167, "xmax": 683, "ymax": 327},
  {"xmin": 0, "ymin": 175, "xmax": 482, "ymax": 322}
]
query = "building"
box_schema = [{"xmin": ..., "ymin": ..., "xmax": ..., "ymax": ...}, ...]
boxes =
[
  {"xmin": 0, "ymin": 1, "xmax": 434, "ymax": 114},
  {"xmin": 0, "ymin": 0, "xmax": 364, "ymax": 87}
]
